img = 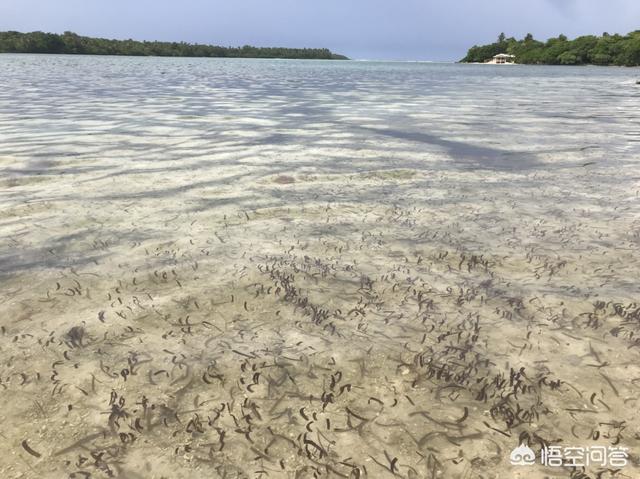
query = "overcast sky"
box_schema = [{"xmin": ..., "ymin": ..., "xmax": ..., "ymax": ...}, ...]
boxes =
[{"xmin": 1, "ymin": 0, "xmax": 639, "ymax": 60}]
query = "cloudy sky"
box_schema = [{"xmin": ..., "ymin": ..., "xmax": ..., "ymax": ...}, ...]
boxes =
[{"xmin": 1, "ymin": 0, "xmax": 639, "ymax": 60}]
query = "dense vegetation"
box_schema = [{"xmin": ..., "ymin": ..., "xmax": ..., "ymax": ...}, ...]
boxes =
[
  {"xmin": 461, "ymin": 30, "xmax": 640, "ymax": 66},
  {"xmin": 0, "ymin": 31, "xmax": 348, "ymax": 60}
]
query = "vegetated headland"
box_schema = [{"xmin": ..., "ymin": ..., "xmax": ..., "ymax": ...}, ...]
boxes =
[
  {"xmin": 461, "ymin": 30, "xmax": 640, "ymax": 66},
  {"xmin": 0, "ymin": 30, "xmax": 349, "ymax": 60}
]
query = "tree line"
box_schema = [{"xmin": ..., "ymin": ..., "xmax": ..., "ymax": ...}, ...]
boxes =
[
  {"xmin": 0, "ymin": 31, "xmax": 348, "ymax": 60},
  {"xmin": 461, "ymin": 30, "xmax": 640, "ymax": 66}
]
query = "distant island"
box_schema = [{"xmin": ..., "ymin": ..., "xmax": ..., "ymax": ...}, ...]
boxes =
[
  {"xmin": 0, "ymin": 31, "xmax": 349, "ymax": 60},
  {"xmin": 461, "ymin": 30, "xmax": 640, "ymax": 66}
]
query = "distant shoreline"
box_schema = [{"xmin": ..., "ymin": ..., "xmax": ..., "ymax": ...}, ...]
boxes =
[
  {"xmin": 0, "ymin": 30, "xmax": 349, "ymax": 60},
  {"xmin": 461, "ymin": 61, "xmax": 638, "ymax": 67},
  {"xmin": 461, "ymin": 30, "xmax": 640, "ymax": 66}
]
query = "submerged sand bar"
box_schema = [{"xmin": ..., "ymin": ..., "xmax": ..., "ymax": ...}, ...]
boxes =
[{"xmin": 1, "ymin": 55, "xmax": 640, "ymax": 478}]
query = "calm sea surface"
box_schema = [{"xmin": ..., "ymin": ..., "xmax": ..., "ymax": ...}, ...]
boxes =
[
  {"xmin": 1, "ymin": 55, "xmax": 639, "ymax": 182},
  {"xmin": 1, "ymin": 55, "xmax": 640, "ymax": 478}
]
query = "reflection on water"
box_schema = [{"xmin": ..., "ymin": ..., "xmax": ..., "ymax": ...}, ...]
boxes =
[{"xmin": 1, "ymin": 55, "xmax": 640, "ymax": 478}]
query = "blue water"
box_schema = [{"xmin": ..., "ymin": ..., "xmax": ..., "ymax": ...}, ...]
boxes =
[{"xmin": 1, "ymin": 55, "xmax": 639, "ymax": 179}]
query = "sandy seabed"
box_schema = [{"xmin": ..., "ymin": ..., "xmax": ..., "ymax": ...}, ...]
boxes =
[{"xmin": 1, "ymin": 56, "xmax": 640, "ymax": 478}]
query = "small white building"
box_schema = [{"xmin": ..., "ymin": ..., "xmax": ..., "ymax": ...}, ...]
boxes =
[{"xmin": 487, "ymin": 53, "xmax": 516, "ymax": 64}]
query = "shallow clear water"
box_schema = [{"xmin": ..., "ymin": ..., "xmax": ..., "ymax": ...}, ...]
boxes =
[
  {"xmin": 1, "ymin": 56, "xmax": 639, "ymax": 180},
  {"xmin": 1, "ymin": 55, "xmax": 640, "ymax": 479}
]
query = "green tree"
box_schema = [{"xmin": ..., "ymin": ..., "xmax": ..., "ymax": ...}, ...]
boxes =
[
  {"xmin": 558, "ymin": 51, "xmax": 579, "ymax": 65},
  {"xmin": 0, "ymin": 30, "xmax": 349, "ymax": 60},
  {"xmin": 460, "ymin": 30, "xmax": 640, "ymax": 66}
]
